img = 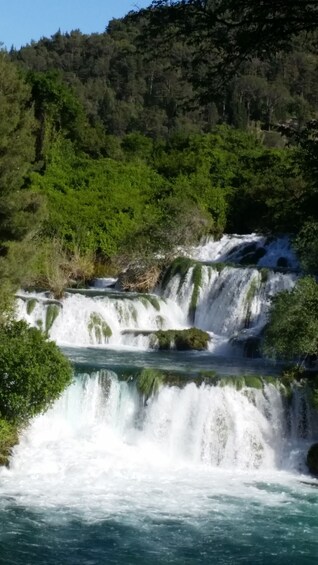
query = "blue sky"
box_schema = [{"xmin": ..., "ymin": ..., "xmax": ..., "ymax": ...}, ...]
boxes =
[{"xmin": 0, "ymin": 0, "xmax": 151, "ymax": 50}]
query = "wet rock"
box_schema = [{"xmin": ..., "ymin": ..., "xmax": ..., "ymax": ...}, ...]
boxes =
[{"xmin": 306, "ymin": 443, "xmax": 318, "ymax": 476}]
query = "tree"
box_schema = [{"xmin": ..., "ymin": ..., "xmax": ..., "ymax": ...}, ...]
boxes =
[
  {"xmin": 264, "ymin": 276, "xmax": 318, "ymax": 363},
  {"xmin": 145, "ymin": 1, "xmax": 318, "ymax": 94},
  {"xmin": 294, "ymin": 220, "xmax": 318, "ymax": 274},
  {"xmin": 0, "ymin": 53, "xmax": 43, "ymax": 316}
]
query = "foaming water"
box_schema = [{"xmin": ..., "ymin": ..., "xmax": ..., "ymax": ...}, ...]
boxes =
[
  {"xmin": 1, "ymin": 372, "xmax": 318, "ymax": 564},
  {"xmin": 163, "ymin": 265, "xmax": 296, "ymax": 339},
  {"xmin": 188, "ymin": 234, "xmax": 299, "ymax": 270}
]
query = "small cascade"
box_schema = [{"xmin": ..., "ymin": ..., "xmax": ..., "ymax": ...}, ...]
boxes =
[
  {"xmin": 162, "ymin": 264, "xmax": 296, "ymax": 341},
  {"xmin": 4, "ymin": 372, "xmax": 317, "ymax": 482},
  {"xmin": 188, "ymin": 234, "xmax": 299, "ymax": 270},
  {"xmin": 16, "ymin": 291, "xmax": 187, "ymax": 348}
]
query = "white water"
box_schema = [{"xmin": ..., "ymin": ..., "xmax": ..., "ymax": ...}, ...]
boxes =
[
  {"xmin": 188, "ymin": 234, "xmax": 299, "ymax": 269},
  {"xmin": 0, "ymin": 373, "xmax": 315, "ymax": 517},
  {"xmin": 163, "ymin": 265, "xmax": 296, "ymax": 337},
  {"xmin": 16, "ymin": 291, "xmax": 186, "ymax": 348},
  {"xmin": 16, "ymin": 235, "xmax": 297, "ymax": 353}
]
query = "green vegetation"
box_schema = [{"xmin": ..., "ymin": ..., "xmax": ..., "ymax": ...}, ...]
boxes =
[
  {"xmin": 153, "ymin": 328, "xmax": 210, "ymax": 350},
  {"xmin": 0, "ymin": 53, "xmax": 44, "ymax": 314},
  {"xmin": 26, "ymin": 298, "xmax": 38, "ymax": 315},
  {"xmin": 0, "ymin": 321, "xmax": 72, "ymax": 423},
  {"xmin": 125, "ymin": 368, "xmax": 288, "ymax": 396},
  {"xmin": 294, "ymin": 221, "xmax": 318, "ymax": 274},
  {"xmin": 45, "ymin": 303, "xmax": 60, "ymax": 334},
  {"xmin": 161, "ymin": 257, "xmax": 197, "ymax": 291},
  {"xmin": 0, "ymin": 419, "xmax": 18, "ymax": 466},
  {"xmin": 0, "ymin": 321, "xmax": 73, "ymax": 464},
  {"xmin": 189, "ymin": 264, "xmax": 203, "ymax": 322},
  {"xmin": 135, "ymin": 368, "xmax": 164, "ymax": 399},
  {"xmin": 264, "ymin": 277, "xmax": 318, "ymax": 363},
  {"xmin": 244, "ymin": 277, "xmax": 259, "ymax": 328},
  {"xmin": 88, "ymin": 313, "xmax": 112, "ymax": 343}
]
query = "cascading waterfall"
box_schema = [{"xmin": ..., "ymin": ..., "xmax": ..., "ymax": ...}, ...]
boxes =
[
  {"xmin": 4, "ymin": 239, "xmax": 318, "ymax": 564},
  {"xmin": 3, "ymin": 372, "xmax": 315, "ymax": 490},
  {"xmin": 188, "ymin": 233, "xmax": 299, "ymax": 269},
  {"xmin": 15, "ymin": 235, "xmax": 298, "ymax": 355},
  {"xmin": 16, "ymin": 291, "xmax": 186, "ymax": 348},
  {"xmin": 162, "ymin": 265, "xmax": 296, "ymax": 337}
]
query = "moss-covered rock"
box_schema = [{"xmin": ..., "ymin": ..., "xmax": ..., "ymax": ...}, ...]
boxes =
[
  {"xmin": 307, "ymin": 443, "xmax": 318, "ymax": 476},
  {"xmin": 88, "ymin": 312, "xmax": 112, "ymax": 343},
  {"xmin": 135, "ymin": 368, "xmax": 164, "ymax": 399},
  {"xmin": 45, "ymin": 303, "xmax": 61, "ymax": 334},
  {"xmin": 189, "ymin": 264, "xmax": 203, "ymax": 322},
  {"xmin": 26, "ymin": 298, "xmax": 38, "ymax": 315},
  {"xmin": 161, "ymin": 257, "xmax": 196, "ymax": 291},
  {"xmin": 154, "ymin": 328, "xmax": 210, "ymax": 351}
]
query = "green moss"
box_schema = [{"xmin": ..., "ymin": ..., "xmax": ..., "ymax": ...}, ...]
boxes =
[
  {"xmin": 246, "ymin": 278, "xmax": 259, "ymax": 305},
  {"xmin": 156, "ymin": 315, "xmax": 165, "ymax": 329},
  {"xmin": 88, "ymin": 312, "xmax": 112, "ymax": 343},
  {"xmin": 144, "ymin": 295, "xmax": 161, "ymax": 311},
  {"xmin": 243, "ymin": 375, "xmax": 264, "ymax": 390},
  {"xmin": 264, "ymin": 376, "xmax": 278, "ymax": 386},
  {"xmin": 35, "ymin": 318, "xmax": 43, "ymax": 330},
  {"xmin": 260, "ymin": 268, "xmax": 269, "ymax": 284},
  {"xmin": 161, "ymin": 257, "xmax": 196, "ymax": 292},
  {"xmin": 189, "ymin": 264, "xmax": 202, "ymax": 322},
  {"xmin": 117, "ymin": 368, "xmax": 281, "ymax": 400},
  {"xmin": 0, "ymin": 419, "xmax": 19, "ymax": 467},
  {"xmin": 135, "ymin": 368, "xmax": 164, "ymax": 399},
  {"xmin": 244, "ymin": 277, "xmax": 259, "ymax": 328},
  {"xmin": 26, "ymin": 298, "xmax": 38, "ymax": 315},
  {"xmin": 154, "ymin": 328, "xmax": 210, "ymax": 351},
  {"xmin": 45, "ymin": 303, "xmax": 60, "ymax": 334},
  {"xmin": 130, "ymin": 304, "xmax": 138, "ymax": 323}
]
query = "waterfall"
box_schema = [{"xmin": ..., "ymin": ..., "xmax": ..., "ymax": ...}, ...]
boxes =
[
  {"xmin": 188, "ymin": 233, "xmax": 299, "ymax": 270},
  {"xmin": 16, "ymin": 291, "xmax": 187, "ymax": 348},
  {"xmin": 5, "ymin": 372, "xmax": 315, "ymax": 481},
  {"xmin": 15, "ymin": 235, "xmax": 298, "ymax": 354},
  {"xmin": 163, "ymin": 265, "xmax": 296, "ymax": 337}
]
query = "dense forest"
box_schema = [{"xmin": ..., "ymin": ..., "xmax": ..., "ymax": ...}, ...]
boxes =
[{"xmin": 2, "ymin": 4, "xmax": 318, "ymax": 292}]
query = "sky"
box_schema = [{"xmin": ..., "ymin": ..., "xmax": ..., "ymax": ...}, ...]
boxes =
[{"xmin": 0, "ymin": 0, "xmax": 151, "ymax": 50}]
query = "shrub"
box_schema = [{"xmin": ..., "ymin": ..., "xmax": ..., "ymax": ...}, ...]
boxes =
[
  {"xmin": 264, "ymin": 276, "xmax": 318, "ymax": 362},
  {"xmin": 154, "ymin": 328, "xmax": 210, "ymax": 350},
  {"xmin": 0, "ymin": 320, "xmax": 73, "ymax": 423}
]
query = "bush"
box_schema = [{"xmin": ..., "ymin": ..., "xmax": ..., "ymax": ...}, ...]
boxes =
[
  {"xmin": 154, "ymin": 328, "xmax": 210, "ymax": 351},
  {"xmin": 0, "ymin": 320, "xmax": 73, "ymax": 423},
  {"xmin": 264, "ymin": 276, "xmax": 318, "ymax": 362}
]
